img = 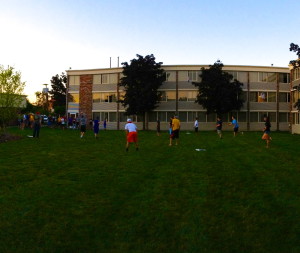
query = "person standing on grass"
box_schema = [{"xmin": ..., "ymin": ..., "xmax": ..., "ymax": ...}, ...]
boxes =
[
  {"xmin": 262, "ymin": 116, "xmax": 272, "ymax": 148},
  {"xmin": 33, "ymin": 112, "xmax": 41, "ymax": 138},
  {"xmin": 228, "ymin": 115, "xmax": 239, "ymax": 137},
  {"xmin": 103, "ymin": 118, "xmax": 107, "ymax": 130},
  {"xmin": 93, "ymin": 117, "xmax": 100, "ymax": 138},
  {"xmin": 157, "ymin": 119, "xmax": 161, "ymax": 136},
  {"xmin": 125, "ymin": 118, "xmax": 138, "ymax": 151},
  {"xmin": 169, "ymin": 115, "xmax": 180, "ymax": 146},
  {"xmin": 194, "ymin": 117, "xmax": 199, "ymax": 133},
  {"xmin": 169, "ymin": 116, "xmax": 173, "ymax": 135},
  {"xmin": 61, "ymin": 116, "xmax": 66, "ymax": 130},
  {"xmin": 216, "ymin": 116, "xmax": 223, "ymax": 139},
  {"xmin": 79, "ymin": 113, "xmax": 87, "ymax": 138}
]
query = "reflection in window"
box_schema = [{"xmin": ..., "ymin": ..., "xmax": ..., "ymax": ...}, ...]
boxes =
[
  {"xmin": 166, "ymin": 91, "xmax": 176, "ymax": 101},
  {"xmin": 70, "ymin": 93, "xmax": 79, "ymax": 103},
  {"xmin": 258, "ymin": 72, "xmax": 276, "ymax": 82},
  {"xmin": 93, "ymin": 93, "xmax": 117, "ymax": 103},
  {"xmin": 250, "ymin": 91, "xmax": 276, "ymax": 102}
]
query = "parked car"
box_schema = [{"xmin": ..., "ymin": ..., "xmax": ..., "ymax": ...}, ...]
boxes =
[{"xmin": 41, "ymin": 115, "xmax": 48, "ymax": 124}]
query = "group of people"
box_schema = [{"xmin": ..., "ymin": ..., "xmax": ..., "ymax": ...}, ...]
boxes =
[{"xmin": 26, "ymin": 111, "xmax": 272, "ymax": 149}]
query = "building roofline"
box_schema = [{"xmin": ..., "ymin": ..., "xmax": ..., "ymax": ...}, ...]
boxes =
[{"xmin": 66, "ymin": 64, "xmax": 289, "ymax": 75}]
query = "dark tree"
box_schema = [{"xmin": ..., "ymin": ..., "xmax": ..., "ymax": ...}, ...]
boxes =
[
  {"xmin": 120, "ymin": 54, "xmax": 165, "ymax": 130},
  {"xmin": 289, "ymin": 43, "xmax": 300, "ymax": 68},
  {"xmin": 193, "ymin": 61, "xmax": 244, "ymax": 117},
  {"xmin": 49, "ymin": 73, "xmax": 68, "ymax": 108}
]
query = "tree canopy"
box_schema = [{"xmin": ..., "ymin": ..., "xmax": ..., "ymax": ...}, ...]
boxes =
[
  {"xmin": 289, "ymin": 43, "xmax": 300, "ymax": 68},
  {"xmin": 193, "ymin": 61, "xmax": 244, "ymax": 117},
  {"xmin": 49, "ymin": 73, "xmax": 68, "ymax": 108},
  {"xmin": 120, "ymin": 54, "xmax": 165, "ymax": 129},
  {"xmin": 0, "ymin": 65, "xmax": 25, "ymax": 130}
]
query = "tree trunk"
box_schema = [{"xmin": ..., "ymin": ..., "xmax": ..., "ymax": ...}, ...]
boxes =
[
  {"xmin": 142, "ymin": 113, "xmax": 146, "ymax": 130},
  {"xmin": 145, "ymin": 111, "xmax": 149, "ymax": 130}
]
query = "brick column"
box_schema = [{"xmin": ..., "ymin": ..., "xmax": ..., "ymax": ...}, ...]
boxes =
[{"xmin": 79, "ymin": 74, "xmax": 93, "ymax": 122}]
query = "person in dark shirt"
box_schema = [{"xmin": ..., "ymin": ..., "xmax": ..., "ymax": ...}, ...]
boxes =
[
  {"xmin": 156, "ymin": 119, "xmax": 161, "ymax": 136},
  {"xmin": 216, "ymin": 116, "xmax": 223, "ymax": 139},
  {"xmin": 262, "ymin": 116, "xmax": 272, "ymax": 148}
]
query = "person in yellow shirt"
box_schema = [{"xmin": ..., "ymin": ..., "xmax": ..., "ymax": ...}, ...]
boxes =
[{"xmin": 169, "ymin": 115, "xmax": 180, "ymax": 146}]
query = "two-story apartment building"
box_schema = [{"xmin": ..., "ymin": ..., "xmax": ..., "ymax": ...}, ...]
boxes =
[{"xmin": 66, "ymin": 65, "xmax": 291, "ymax": 131}]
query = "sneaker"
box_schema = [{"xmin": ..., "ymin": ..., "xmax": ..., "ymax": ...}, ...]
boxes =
[
  {"xmin": 136, "ymin": 147, "xmax": 139, "ymax": 151},
  {"xmin": 126, "ymin": 148, "xmax": 128, "ymax": 152}
]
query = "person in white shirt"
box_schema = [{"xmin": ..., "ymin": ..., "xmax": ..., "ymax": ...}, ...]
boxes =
[
  {"xmin": 194, "ymin": 117, "xmax": 199, "ymax": 133},
  {"xmin": 125, "ymin": 118, "xmax": 138, "ymax": 152}
]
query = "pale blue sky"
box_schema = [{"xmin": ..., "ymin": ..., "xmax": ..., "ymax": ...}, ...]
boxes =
[{"xmin": 0, "ymin": 0, "xmax": 299, "ymax": 101}]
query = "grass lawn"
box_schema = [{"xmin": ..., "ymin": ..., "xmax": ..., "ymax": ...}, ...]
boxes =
[{"xmin": 0, "ymin": 127, "xmax": 300, "ymax": 253}]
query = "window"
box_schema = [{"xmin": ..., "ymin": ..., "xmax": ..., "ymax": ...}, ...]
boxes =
[
  {"xmin": 178, "ymin": 91, "xmax": 187, "ymax": 101},
  {"xmin": 293, "ymin": 113, "xmax": 300, "ymax": 124},
  {"xmin": 268, "ymin": 112, "xmax": 276, "ymax": 122},
  {"xmin": 119, "ymin": 112, "xmax": 127, "ymax": 122},
  {"xmin": 167, "ymin": 112, "xmax": 176, "ymax": 121},
  {"xmin": 268, "ymin": 92, "xmax": 276, "ymax": 102},
  {"xmin": 109, "ymin": 112, "xmax": 117, "ymax": 122},
  {"xmin": 198, "ymin": 112, "xmax": 206, "ymax": 122},
  {"xmin": 149, "ymin": 112, "xmax": 157, "ymax": 122},
  {"xmin": 207, "ymin": 113, "xmax": 216, "ymax": 122},
  {"xmin": 250, "ymin": 112, "xmax": 258, "ymax": 122},
  {"xmin": 93, "ymin": 112, "xmax": 100, "ymax": 120},
  {"xmin": 179, "ymin": 112, "xmax": 187, "ymax": 122},
  {"xmin": 259, "ymin": 112, "xmax": 276, "ymax": 122},
  {"xmin": 239, "ymin": 91, "xmax": 247, "ymax": 101},
  {"xmin": 93, "ymin": 93, "xmax": 117, "ymax": 103},
  {"xmin": 70, "ymin": 93, "xmax": 79, "ymax": 103},
  {"xmin": 258, "ymin": 72, "xmax": 276, "ymax": 82},
  {"xmin": 93, "ymin": 75, "xmax": 101, "ymax": 85},
  {"xmin": 188, "ymin": 112, "xmax": 197, "ymax": 122},
  {"xmin": 165, "ymin": 71, "xmax": 176, "ymax": 82},
  {"xmin": 158, "ymin": 91, "xmax": 167, "ymax": 101},
  {"xmin": 279, "ymin": 112, "xmax": 288, "ymax": 123},
  {"xmin": 188, "ymin": 71, "xmax": 199, "ymax": 82},
  {"xmin": 238, "ymin": 112, "xmax": 247, "ymax": 122},
  {"xmin": 166, "ymin": 91, "xmax": 176, "ymax": 101},
  {"xmin": 227, "ymin": 71, "xmax": 238, "ymax": 80},
  {"xmin": 279, "ymin": 73, "xmax": 290, "ymax": 83},
  {"xmin": 102, "ymin": 74, "xmax": 109, "ymax": 84},
  {"xmin": 250, "ymin": 92, "xmax": 258, "ymax": 102},
  {"xmin": 250, "ymin": 91, "xmax": 276, "ymax": 102},
  {"xmin": 293, "ymin": 68, "xmax": 300, "ymax": 81},
  {"xmin": 158, "ymin": 112, "xmax": 167, "ymax": 122},
  {"xmin": 279, "ymin": 92, "xmax": 290, "ymax": 102},
  {"xmin": 69, "ymin": 76, "xmax": 80, "ymax": 85}
]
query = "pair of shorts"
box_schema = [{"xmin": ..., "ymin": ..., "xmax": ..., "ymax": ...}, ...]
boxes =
[
  {"xmin": 171, "ymin": 129, "xmax": 179, "ymax": 139},
  {"xmin": 234, "ymin": 127, "xmax": 239, "ymax": 133},
  {"xmin": 262, "ymin": 132, "xmax": 270, "ymax": 140},
  {"xmin": 80, "ymin": 125, "xmax": 86, "ymax": 132},
  {"xmin": 127, "ymin": 132, "xmax": 138, "ymax": 143},
  {"xmin": 195, "ymin": 127, "xmax": 198, "ymax": 132},
  {"xmin": 217, "ymin": 129, "xmax": 222, "ymax": 134}
]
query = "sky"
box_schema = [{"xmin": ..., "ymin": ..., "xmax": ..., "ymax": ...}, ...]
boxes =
[{"xmin": 0, "ymin": 0, "xmax": 299, "ymax": 102}]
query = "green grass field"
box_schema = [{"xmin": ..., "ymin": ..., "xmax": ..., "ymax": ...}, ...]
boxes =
[{"xmin": 0, "ymin": 127, "xmax": 300, "ymax": 253}]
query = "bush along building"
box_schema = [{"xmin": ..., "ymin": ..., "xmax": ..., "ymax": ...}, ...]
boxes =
[{"xmin": 66, "ymin": 65, "xmax": 291, "ymax": 131}]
